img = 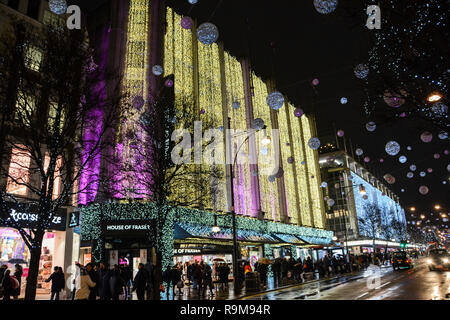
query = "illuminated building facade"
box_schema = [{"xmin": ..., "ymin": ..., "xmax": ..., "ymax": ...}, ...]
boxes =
[
  {"xmin": 80, "ymin": 0, "xmax": 332, "ymax": 267},
  {"xmin": 319, "ymin": 148, "xmax": 407, "ymax": 254}
]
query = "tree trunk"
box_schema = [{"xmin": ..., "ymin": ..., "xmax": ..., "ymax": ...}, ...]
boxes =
[
  {"xmin": 151, "ymin": 250, "xmax": 162, "ymax": 300},
  {"xmin": 24, "ymin": 236, "xmax": 43, "ymax": 300}
]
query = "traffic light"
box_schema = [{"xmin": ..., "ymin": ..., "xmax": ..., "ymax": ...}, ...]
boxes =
[{"xmin": 400, "ymin": 241, "xmax": 407, "ymax": 249}]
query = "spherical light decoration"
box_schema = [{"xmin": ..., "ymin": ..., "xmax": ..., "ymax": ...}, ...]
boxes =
[
  {"xmin": 407, "ymin": 172, "xmax": 414, "ymax": 178},
  {"xmin": 355, "ymin": 148, "xmax": 363, "ymax": 156},
  {"xmin": 431, "ymin": 102, "xmax": 448, "ymax": 117},
  {"xmin": 362, "ymin": 194, "xmax": 369, "ymax": 200},
  {"xmin": 364, "ymin": 156, "xmax": 370, "ymax": 163},
  {"xmin": 252, "ymin": 118, "xmax": 265, "ymax": 131},
  {"xmin": 232, "ymin": 101, "xmax": 241, "ymax": 110},
  {"xmin": 218, "ymin": 126, "xmax": 224, "ymax": 132},
  {"xmin": 434, "ymin": 153, "xmax": 440, "ymax": 159},
  {"xmin": 410, "ymin": 164, "xmax": 416, "ymax": 171},
  {"xmin": 420, "ymin": 131, "xmax": 433, "ymax": 143},
  {"xmin": 444, "ymin": 150, "xmax": 449, "ymax": 155},
  {"xmin": 401, "ymin": 189, "xmax": 405, "ymax": 193},
  {"xmin": 399, "ymin": 156, "xmax": 407, "ymax": 163},
  {"xmin": 313, "ymin": 0, "xmax": 338, "ymax": 14},
  {"xmin": 354, "ymin": 64, "xmax": 369, "ymax": 79},
  {"xmin": 188, "ymin": 0, "xmax": 198, "ymax": 4},
  {"xmin": 312, "ymin": 78, "xmax": 319, "ymax": 86},
  {"xmin": 181, "ymin": 16, "xmax": 194, "ymax": 29},
  {"xmin": 385, "ymin": 141, "xmax": 400, "ymax": 156},
  {"xmin": 307, "ymin": 137, "xmax": 321, "ymax": 150},
  {"xmin": 337, "ymin": 130, "xmax": 344, "ymax": 137},
  {"xmin": 287, "ymin": 156, "xmax": 295, "ymax": 164},
  {"xmin": 419, "ymin": 186, "xmax": 429, "ymax": 195},
  {"xmin": 366, "ymin": 121, "xmax": 376, "ymax": 132},
  {"xmin": 383, "ymin": 89, "xmax": 407, "ymax": 108},
  {"xmin": 152, "ymin": 65, "xmax": 163, "ymax": 76},
  {"xmin": 334, "ymin": 183, "xmax": 340, "ymax": 188},
  {"xmin": 407, "ymin": 146, "xmax": 412, "ymax": 151},
  {"xmin": 197, "ymin": 22, "xmax": 219, "ymax": 45},
  {"xmin": 275, "ymin": 167, "xmax": 284, "ymax": 179},
  {"xmin": 49, "ymin": 0, "xmax": 67, "ymax": 15},
  {"xmin": 444, "ymin": 181, "xmax": 447, "ymax": 185},
  {"xmin": 327, "ymin": 198, "xmax": 335, "ymax": 207},
  {"xmin": 294, "ymin": 108, "xmax": 304, "ymax": 118},
  {"xmin": 266, "ymin": 92, "xmax": 285, "ymax": 110},
  {"xmin": 340, "ymin": 97, "xmax": 348, "ymax": 104},
  {"xmin": 301, "ymin": 160, "xmax": 306, "ymax": 165},
  {"xmin": 165, "ymin": 79, "xmax": 174, "ymax": 87},
  {"xmin": 438, "ymin": 131, "xmax": 448, "ymax": 140},
  {"xmin": 420, "ymin": 171, "xmax": 426, "ymax": 177},
  {"xmin": 448, "ymin": 164, "xmax": 450, "ymax": 172},
  {"xmin": 324, "ymin": 196, "xmax": 329, "ymax": 201},
  {"xmin": 427, "ymin": 168, "xmax": 433, "ymax": 173},
  {"xmin": 379, "ymin": 158, "xmax": 384, "ymax": 163},
  {"xmin": 320, "ymin": 182, "xmax": 328, "ymax": 188},
  {"xmin": 383, "ymin": 174, "xmax": 396, "ymax": 184}
]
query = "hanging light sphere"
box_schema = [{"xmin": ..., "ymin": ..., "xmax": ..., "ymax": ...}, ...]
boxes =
[
  {"xmin": 399, "ymin": 155, "xmax": 407, "ymax": 163},
  {"xmin": 383, "ymin": 89, "xmax": 407, "ymax": 108},
  {"xmin": 312, "ymin": 78, "xmax": 319, "ymax": 86},
  {"xmin": 379, "ymin": 158, "xmax": 384, "ymax": 163},
  {"xmin": 431, "ymin": 102, "xmax": 448, "ymax": 117},
  {"xmin": 444, "ymin": 150, "xmax": 449, "ymax": 155},
  {"xmin": 407, "ymin": 146, "xmax": 412, "ymax": 151},
  {"xmin": 301, "ymin": 160, "xmax": 306, "ymax": 165},
  {"xmin": 152, "ymin": 65, "xmax": 163, "ymax": 76},
  {"xmin": 165, "ymin": 79, "xmax": 174, "ymax": 87},
  {"xmin": 410, "ymin": 164, "xmax": 416, "ymax": 171},
  {"xmin": 314, "ymin": 0, "xmax": 338, "ymax": 14},
  {"xmin": 308, "ymin": 137, "xmax": 321, "ymax": 150},
  {"xmin": 287, "ymin": 156, "xmax": 295, "ymax": 164},
  {"xmin": 363, "ymin": 194, "xmax": 369, "ymax": 200},
  {"xmin": 232, "ymin": 101, "xmax": 241, "ymax": 109},
  {"xmin": 266, "ymin": 92, "xmax": 285, "ymax": 110},
  {"xmin": 399, "ymin": 112, "xmax": 407, "ymax": 118},
  {"xmin": 188, "ymin": 0, "xmax": 198, "ymax": 4},
  {"xmin": 364, "ymin": 156, "xmax": 370, "ymax": 163},
  {"xmin": 252, "ymin": 118, "xmax": 265, "ymax": 131},
  {"xmin": 420, "ymin": 131, "xmax": 433, "ymax": 143},
  {"xmin": 383, "ymin": 174, "xmax": 396, "ymax": 184},
  {"xmin": 340, "ymin": 97, "xmax": 348, "ymax": 104},
  {"xmin": 355, "ymin": 148, "xmax": 363, "ymax": 156},
  {"xmin": 275, "ymin": 167, "xmax": 284, "ymax": 178},
  {"xmin": 218, "ymin": 126, "xmax": 224, "ymax": 132},
  {"xmin": 49, "ymin": 0, "xmax": 67, "ymax": 15},
  {"xmin": 419, "ymin": 186, "xmax": 429, "ymax": 195},
  {"xmin": 337, "ymin": 130, "xmax": 344, "ymax": 137},
  {"xmin": 354, "ymin": 63, "xmax": 369, "ymax": 79},
  {"xmin": 366, "ymin": 121, "xmax": 376, "ymax": 132},
  {"xmin": 427, "ymin": 168, "xmax": 433, "ymax": 173},
  {"xmin": 420, "ymin": 171, "xmax": 426, "ymax": 177},
  {"xmin": 438, "ymin": 131, "xmax": 448, "ymax": 140},
  {"xmin": 447, "ymin": 164, "xmax": 450, "ymax": 172},
  {"xmin": 294, "ymin": 108, "xmax": 304, "ymax": 118},
  {"xmin": 385, "ymin": 141, "xmax": 400, "ymax": 156},
  {"xmin": 401, "ymin": 189, "xmax": 405, "ymax": 193},
  {"xmin": 197, "ymin": 22, "xmax": 219, "ymax": 45},
  {"xmin": 434, "ymin": 153, "xmax": 440, "ymax": 159},
  {"xmin": 320, "ymin": 182, "xmax": 328, "ymax": 188},
  {"xmin": 334, "ymin": 183, "xmax": 340, "ymax": 188},
  {"xmin": 327, "ymin": 198, "xmax": 335, "ymax": 207},
  {"xmin": 407, "ymin": 172, "xmax": 414, "ymax": 179},
  {"xmin": 181, "ymin": 16, "xmax": 194, "ymax": 29}
]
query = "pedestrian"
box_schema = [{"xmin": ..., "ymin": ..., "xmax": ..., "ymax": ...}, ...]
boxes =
[
  {"xmin": 98, "ymin": 262, "xmax": 111, "ymax": 300},
  {"xmin": 1, "ymin": 270, "xmax": 13, "ymax": 300},
  {"xmin": 109, "ymin": 265, "xmax": 123, "ymax": 300},
  {"xmin": 258, "ymin": 262, "xmax": 268, "ymax": 286},
  {"xmin": 133, "ymin": 263, "xmax": 148, "ymax": 300},
  {"xmin": 85, "ymin": 263, "xmax": 98, "ymax": 300},
  {"xmin": 272, "ymin": 259, "xmax": 281, "ymax": 285},
  {"xmin": 46, "ymin": 266, "xmax": 63, "ymax": 300},
  {"xmin": 12, "ymin": 264, "xmax": 23, "ymax": 299},
  {"xmin": 202, "ymin": 263, "xmax": 214, "ymax": 297},
  {"xmin": 145, "ymin": 261, "xmax": 154, "ymax": 300},
  {"xmin": 75, "ymin": 267, "xmax": 96, "ymax": 300},
  {"xmin": 194, "ymin": 261, "xmax": 203, "ymax": 296},
  {"xmin": 169, "ymin": 263, "xmax": 182, "ymax": 297}
]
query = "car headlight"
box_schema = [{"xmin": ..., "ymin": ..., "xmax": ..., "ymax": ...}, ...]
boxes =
[
  {"xmin": 427, "ymin": 259, "xmax": 432, "ymax": 264},
  {"xmin": 443, "ymin": 258, "xmax": 449, "ymax": 264}
]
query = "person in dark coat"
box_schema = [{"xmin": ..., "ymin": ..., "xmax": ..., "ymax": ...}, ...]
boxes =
[
  {"xmin": 12, "ymin": 264, "xmax": 23, "ymax": 299},
  {"xmin": 272, "ymin": 259, "xmax": 281, "ymax": 285},
  {"xmin": 144, "ymin": 262, "xmax": 154, "ymax": 300},
  {"xmin": 194, "ymin": 262, "xmax": 203, "ymax": 296},
  {"xmin": 170, "ymin": 264, "xmax": 182, "ymax": 297},
  {"xmin": 133, "ymin": 263, "xmax": 148, "ymax": 300},
  {"xmin": 98, "ymin": 262, "xmax": 111, "ymax": 300},
  {"xmin": 109, "ymin": 265, "xmax": 123, "ymax": 300},
  {"xmin": 85, "ymin": 263, "xmax": 98, "ymax": 300},
  {"xmin": 202, "ymin": 263, "xmax": 214, "ymax": 297},
  {"xmin": 1, "ymin": 269, "xmax": 12, "ymax": 300},
  {"xmin": 257, "ymin": 262, "xmax": 268, "ymax": 286},
  {"xmin": 0, "ymin": 265, "xmax": 6, "ymax": 285},
  {"xmin": 46, "ymin": 267, "xmax": 63, "ymax": 300}
]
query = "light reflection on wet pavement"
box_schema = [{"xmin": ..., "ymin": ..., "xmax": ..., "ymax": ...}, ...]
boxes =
[{"xmin": 240, "ymin": 258, "xmax": 450, "ymax": 300}]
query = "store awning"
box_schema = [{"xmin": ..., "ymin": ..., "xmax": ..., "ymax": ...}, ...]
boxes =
[
  {"xmin": 271, "ymin": 233, "xmax": 308, "ymax": 245},
  {"xmin": 174, "ymin": 223, "xmax": 279, "ymax": 243}
]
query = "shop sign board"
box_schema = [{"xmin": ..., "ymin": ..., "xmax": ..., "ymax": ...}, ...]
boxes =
[
  {"xmin": 102, "ymin": 220, "xmax": 154, "ymax": 236},
  {"xmin": 68, "ymin": 211, "xmax": 80, "ymax": 228},
  {"xmin": 174, "ymin": 248, "xmax": 202, "ymax": 255},
  {"xmin": 1, "ymin": 201, "xmax": 67, "ymax": 231}
]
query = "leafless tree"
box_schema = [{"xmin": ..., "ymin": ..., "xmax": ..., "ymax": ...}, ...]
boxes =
[{"xmin": 359, "ymin": 202, "xmax": 382, "ymax": 264}]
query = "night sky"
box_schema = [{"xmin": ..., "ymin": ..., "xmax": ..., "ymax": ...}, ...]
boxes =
[{"xmin": 75, "ymin": 0, "xmax": 449, "ymax": 222}]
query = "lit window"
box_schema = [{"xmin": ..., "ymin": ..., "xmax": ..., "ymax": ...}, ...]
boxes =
[
  {"xmin": 15, "ymin": 92, "xmax": 35, "ymax": 126},
  {"xmin": 43, "ymin": 153, "xmax": 63, "ymax": 200},
  {"xmin": 25, "ymin": 45, "xmax": 42, "ymax": 72},
  {"xmin": 6, "ymin": 146, "xmax": 32, "ymax": 196},
  {"xmin": 48, "ymin": 102, "xmax": 65, "ymax": 133}
]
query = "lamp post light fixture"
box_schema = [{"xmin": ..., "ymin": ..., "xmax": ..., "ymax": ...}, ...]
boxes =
[
  {"xmin": 434, "ymin": 204, "xmax": 441, "ymax": 210},
  {"xmin": 427, "ymin": 92, "xmax": 442, "ymax": 103},
  {"xmin": 410, "ymin": 207, "xmax": 416, "ymax": 212}
]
